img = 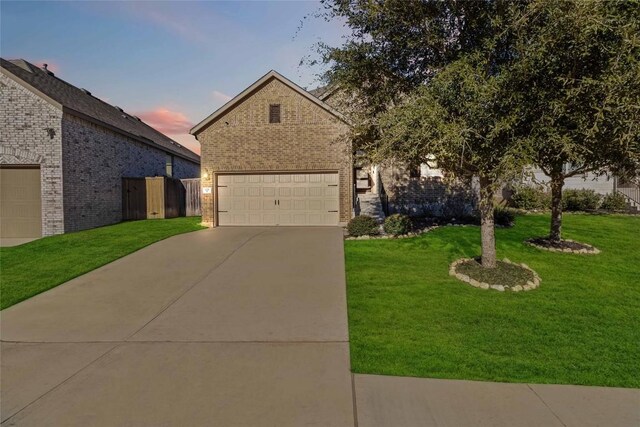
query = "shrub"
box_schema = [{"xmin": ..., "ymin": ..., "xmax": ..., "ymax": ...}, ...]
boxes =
[
  {"xmin": 510, "ymin": 186, "xmax": 551, "ymax": 210},
  {"xmin": 347, "ymin": 215, "xmax": 380, "ymax": 236},
  {"xmin": 562, "ymin": 189, "xmax": 601, "ymax": 211},
  {"xmin": 600, "ymin": 192, "xmax": 628, "ymax": 211},
  {"xmin": 383, "ymin": 214, "xmax": 412, "ymax": 235},
  {"xmin": 494, "ymin": 206, "xmax": 516, "ymax": 227}
]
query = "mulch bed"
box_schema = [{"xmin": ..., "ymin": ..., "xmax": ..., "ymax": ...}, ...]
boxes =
[
  {"xmin": 526, "ymin": 237, "xmax": 600, "ymax": 254},
  {"xmin": 450, "ymin": 257, "xmax": 541, "ymax": 292}
]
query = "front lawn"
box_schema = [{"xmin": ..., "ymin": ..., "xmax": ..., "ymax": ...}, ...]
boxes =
[
  {"xmin": 0, "ymin": 217, "xmax": 205, "ymax": 310},
  {"xmin": 345, "ymin": 214, "xmax": 640, "ymax": 388}
]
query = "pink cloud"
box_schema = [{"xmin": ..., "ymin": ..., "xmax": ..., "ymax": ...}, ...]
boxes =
[{"xmin": 135, "ymin": 108, "xmax": 194, "ymax": 134}]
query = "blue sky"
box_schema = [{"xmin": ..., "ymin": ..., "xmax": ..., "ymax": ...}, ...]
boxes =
[{"xmin": 1, "ymin": 1, "xmax": 347, "ymax": 153}]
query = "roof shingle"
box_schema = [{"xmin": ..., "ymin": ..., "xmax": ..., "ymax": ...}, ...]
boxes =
[{"xmin": 1, "ymin": 58, "xmax": 199, "ymax": 163}]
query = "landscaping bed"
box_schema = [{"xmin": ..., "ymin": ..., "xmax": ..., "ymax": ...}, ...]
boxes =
[
  {"xmin": 450, "ymin": 258, "xmax": 539, "ymax": 291},
  {"xmin": 344, "ymin": 213, "xmax": 640, "ymax": 387},
  {"xmin": 526, "ymin": 237, "xmax": 600, "ymax": 254},
  {"xmin": 0, "ymin": 217, "xmax": 205, "ymax": 309}
]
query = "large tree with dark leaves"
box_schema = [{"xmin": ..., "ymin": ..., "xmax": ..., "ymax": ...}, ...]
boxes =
[{"xmin": 315, "ymin": 0, "xmax": 530, "ymax": 268}]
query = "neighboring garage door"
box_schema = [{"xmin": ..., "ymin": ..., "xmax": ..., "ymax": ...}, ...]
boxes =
[
  {"xmin": 0, "ymin": 166, "xmax": 42, "ymax": 238},
  {"xmin": 217, "ymin": 173, "xmax": 339, "ymax": 226}
]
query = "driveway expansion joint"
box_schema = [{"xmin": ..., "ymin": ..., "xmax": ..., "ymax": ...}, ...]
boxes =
[{"xmin": 526, "ymin": 384, "xmax": 568, "ymax": 427}]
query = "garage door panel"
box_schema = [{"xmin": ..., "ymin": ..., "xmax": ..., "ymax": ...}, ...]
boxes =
[
  {"xmin": 278, "ymin": 187, "xmax": 291, "ymax": 197},
  {"xmin": 279, "ymin": 199, "xmax": 292, "ymax": 210},
  {"xmin": 325, "ymin": 187, "xmax": 338, "ymax": 197},
  {"xmin": 309, "ymin": 187, "xmax": 323, "ymax": 197},
  {"xmin": 217, "ymin": 173, "xmax": 339, "ymax": 226},
  {"xmin": 263, "ymin": 187, "xmax": 276, "ymax": 197},
  {"xmin": 218, "ymin": 175, "xmax": 233, "ymax": 185}
]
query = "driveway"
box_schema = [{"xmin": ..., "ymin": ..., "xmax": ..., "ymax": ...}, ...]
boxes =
[{"xmin": 1, "ymin": 227, "xmax": 355, "ymax": 426}]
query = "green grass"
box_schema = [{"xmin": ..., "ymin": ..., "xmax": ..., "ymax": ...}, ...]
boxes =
[
  {"xmin": 345, "ymin": 214, "xmax": 640, "ymax": 387},
  {"xmin": 0, "ymin": 217, "xmax": 205, "ymax": 310}
]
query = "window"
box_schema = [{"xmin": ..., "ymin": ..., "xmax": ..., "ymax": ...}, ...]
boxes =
[
  {"xmin": 269, "ymin": 104, "xmax": 281, "ymax": 123},
  {"xmin": 166, "ymin": 154, "xmax": 174, "ymax": 177},
  {"xmin": 409, "ymin": 165, "xmax": 421, "ymax": 178}
]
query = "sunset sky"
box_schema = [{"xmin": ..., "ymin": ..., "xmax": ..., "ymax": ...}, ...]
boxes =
[{"xmin": 1, "ymin": 1, "xmax": 347, "ymax": 154}]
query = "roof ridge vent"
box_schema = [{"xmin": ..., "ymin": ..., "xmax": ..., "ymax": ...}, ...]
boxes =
[
  {"xmin": 114, "ymin": 106, "xmax": 124, "ymax": 112},
  {"xmin": 42, "ymin": 63, "xmax": 55, "ymax": 76},
  {"xmin": 133, "ymin": 116, "xmax": 142, "ymax": 121},
  {"xmin": 81, "ymin": 88, "xmax": 92, "ymax": 96}
]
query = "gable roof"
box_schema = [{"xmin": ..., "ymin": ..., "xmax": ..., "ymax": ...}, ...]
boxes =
[
  {"xmin": 190, "ymin": 70, "xmax": 349, "ymax": 136},
  {"xmin": 0, "ymin": 58, "xmax": 199, "ymax": 163},
  {"xmin": 308, "ymin": 84, "xmax": 339, "ymax": 102}
]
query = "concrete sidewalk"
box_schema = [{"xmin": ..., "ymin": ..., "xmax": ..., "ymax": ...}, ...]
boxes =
[
  {"xmin": 354, "ymin": 374, "xmax": 640, "ymax": 427},
  {"xmin": 1, "ymin": 227, "xmax": 354, "ymax": 426}
]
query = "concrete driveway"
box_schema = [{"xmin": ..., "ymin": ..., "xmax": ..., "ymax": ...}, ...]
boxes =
[{"xmin": 1, "ymin": 227, "xmax": 354, "ymax": 426}]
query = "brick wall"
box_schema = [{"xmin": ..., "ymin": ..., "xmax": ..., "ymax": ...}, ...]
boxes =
[
  {"xmin": 61, "ymin": 115, "xmax": 200, "ymax": 232},
  {"xmin": 173, "ymin": 156, "xmax": 200, "ymax": 180},
  {"xmin": 0, "ymin": 74, "xmax": 65, "ymax": 236},
  {"xmin": 197, "ymin": 77, "xmax": 352, "ymax": 226}
]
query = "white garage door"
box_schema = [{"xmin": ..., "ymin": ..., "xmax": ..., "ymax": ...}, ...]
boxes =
[{"xmin": 217, "ymin": 173, "xmax": 339, "ymax": 226}]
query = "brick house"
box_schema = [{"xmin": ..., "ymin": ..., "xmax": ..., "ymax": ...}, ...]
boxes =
[
  {"xmin": 191, "ymin": 70, "xmax": 352, "ymax": 227},
  {"xmin": 0, "ymin": 58, "xmax": 200, "ymax": 239},
  {"xmin": 192, "ymin": 70, "xmax": 474, "ymax": 227}
]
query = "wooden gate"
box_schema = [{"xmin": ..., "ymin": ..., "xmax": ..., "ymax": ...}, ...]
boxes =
[{"xmin": 123, "ymin": 177, "xmax": 189, "ymax": 220}]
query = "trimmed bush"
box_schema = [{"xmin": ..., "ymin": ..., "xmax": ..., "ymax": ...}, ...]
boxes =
[
  {"xmin": 600, "ymin": 192, "xmax": 628, "ymax": 211},
  {"xmin": 510, "ymin": 186, "xmax": 551, "ymax": 210},
  {"xmin": 562, "ymin": 189, "xmax": 601, "ymax": 211},
  {"xmin": 494, "ymin": 206, "xmax": 516, "ymax": 227},
  {"xmin": 383, "ymin": 214, "xmax": 412, "ymax": 235},
  {"xmin": 347, "ymin": 215, "xmax": 380, "ymax": 236}
]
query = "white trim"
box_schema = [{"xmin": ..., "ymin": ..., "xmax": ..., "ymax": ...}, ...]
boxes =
[{"xmin": 190, "ymin": 70, "xmax": 349, "ymax": 135}]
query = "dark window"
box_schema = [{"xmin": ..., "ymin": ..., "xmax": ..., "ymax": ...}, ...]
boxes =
[
  {"xmin": 166, "ymin": 154, "xmax": 174, "ymax": 177},
  {"xmin": 269, "ymin": 104, "xmax": 281, "ymax": 123}
]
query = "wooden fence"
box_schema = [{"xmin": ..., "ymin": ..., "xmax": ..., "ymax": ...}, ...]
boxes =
[
  {"xmin": 122, "ymin": 178, "xmax": 147, "ymax": 220},
  {"xmin": 123, "ymin": 177, "xmax": 193, "ymax": 220},
  {"xmin": 181, "ymin": 178, "xmax": 202, "ymax": 216}
]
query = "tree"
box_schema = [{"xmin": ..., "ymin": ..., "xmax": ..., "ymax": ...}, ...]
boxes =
[
  {"xmin": 511, "ymin": 0, "xmax": 640, "ymax": 242},
  {"xmin": 315, "ymin": 0, "xmax": 531, "ymax": 267},
  {"xmin": 378, "ymin": 56, "xmax": 528, "ymax": 267}
]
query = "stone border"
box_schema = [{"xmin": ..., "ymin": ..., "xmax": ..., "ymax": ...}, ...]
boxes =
[
  {"xmin": 449, "ymin": 258, "xmax": 541, "ymax": 292},
  {"xmin": 525, "ymin": 238, "xmax": 600, "ymax": 254},
  {"xmin": 345, "ymin": 226, "xmax": 440, "ymax": 240}
]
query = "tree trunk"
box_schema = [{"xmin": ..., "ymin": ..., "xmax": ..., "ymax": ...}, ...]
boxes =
[
  {"xmin": 549, "ymin": 175, "xmax": 564, "ymax": 242},
  {"xmin": 478, "ymin": 177, "xmax": 496, "ymax": 268}
]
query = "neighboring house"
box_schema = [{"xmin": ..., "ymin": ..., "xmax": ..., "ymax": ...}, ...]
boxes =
[
  {"xmin": 0, "ymin": 58, "xmax": 200, "ymax": 239},
  {"xmin": 526, "ymin": 167, "xmax": 615, "ymax": 195}
]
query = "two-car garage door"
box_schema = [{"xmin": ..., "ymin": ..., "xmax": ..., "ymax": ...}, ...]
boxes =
[{"xmin": 217, "ymin": 173, "xmax": 339, "ymax": 226}]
